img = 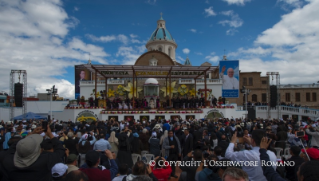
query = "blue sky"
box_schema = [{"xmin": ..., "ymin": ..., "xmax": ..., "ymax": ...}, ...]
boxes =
[{"xmin": 1, "ymin": 0, "xmax": 318, "ymax": 99}]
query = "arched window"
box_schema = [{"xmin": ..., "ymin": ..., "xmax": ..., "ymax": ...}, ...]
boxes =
[
  {"xmin": 252, "ymin": 94, "xmax": 257, "ymax": 102},
  {"xmin": 158, "ymin": 47, "xmax": 162, "ymax": 52},
  {"xmin": 160, "ymin": 23, "xmax": 162, "ymax": 27},
  {"xmin": 168, "ymin": 47, "xmax": 171, "ymax": 57}
]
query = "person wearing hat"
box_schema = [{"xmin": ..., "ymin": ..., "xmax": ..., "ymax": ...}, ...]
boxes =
[
  {"xmin": 0, "ymin": 125, "xmax": 65, "ymax": 180},
  {"xmin": 79, "ymin": 150, "xmax": 118, "ymax": 181},
  {"xmin": 66, "ymin": 154, "xmax": 79, "ymax": 173},
  {"xmin": 300, "ymin": 148, "xmax": 319, "ymax": 161},
  {"xmin": 51, "ymin": 163, "xmax": 68, "ymax": 180}
]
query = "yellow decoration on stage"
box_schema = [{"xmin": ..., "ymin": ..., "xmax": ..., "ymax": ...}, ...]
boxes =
[
  {"xmin": 178, "ymin": 84, "xmax": 189, "ymax": 96},
  {"xmin": 123, "ymin": 82, "xmax": 142, "ymax": 99},
  {"xmin": 108, "ymin": 89, "xmax": 115, "ymax": 97},
  {"xmin": 77, "ymin": 115, "xmax": 97, "ymax": 122},
  {"xmin": 116, "ymin": 85, "xmax": 125, "ymax": 96},
  {"xmin": 160, "ymin": 81, "xmax": 178, "ymax": 96},
  {"xmin": 189, "ymin": 88, "xmax": 196, "ymax": 97}
]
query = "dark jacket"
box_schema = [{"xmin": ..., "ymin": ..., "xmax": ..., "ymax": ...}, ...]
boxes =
[
  {"xmin": 182, "ymin": 134, "xmax": 193, "ymax": 157},
  {"xmin": 179, "ymin": 155, "xmax": 198, "ymax": 181},
  {"xmin": 149, "ymin": 137, "xmax": 160, "ymax": 157},
  {"xmin": 285, "ymin": 156, "xmax": 304, "ymax": 181},
  {"xmin": 64, "ymin": 137, "xmax": 78, "ymax": 155},
  {"xmin": 259, "ymin": 148, "xmax": 285, "ymax": 181},
  {"xmin": 217, "ymin": 140, "xmax": 229, "ymax": 157},
  {"xmin": 0, "ymin": 137, "xmax": 65, "ymax": 181}
]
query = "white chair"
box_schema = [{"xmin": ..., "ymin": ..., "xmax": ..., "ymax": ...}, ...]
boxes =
[
  {"xmin": 274, "ymin": 147, "xmax": 283, "ymax": 159},
  {"xmin": 144, "ymin": 154, "xmax": 155, "ymax": 163},
  {"xmin": 283, "ymin": 147, "xmax": 291, "ymax": 159},
  {"xmin": 141, "ymin": 150, "xmax": 149, "ymax": 156},
  {"xmin": 132, "ymin": 154, "xmax": 141, "ymax": 165}
]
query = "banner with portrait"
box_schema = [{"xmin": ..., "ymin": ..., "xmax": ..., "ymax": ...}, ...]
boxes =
[
  {"xmin": 75, "ymin": 65, "xmax": 91, "ymax": 99},
  {"xmin": 219, "ymin": 60, "xmax": 239, "ymax": 98}
]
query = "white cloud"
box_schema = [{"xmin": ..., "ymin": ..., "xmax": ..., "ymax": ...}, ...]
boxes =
[
  {"xmin": 277, "ymin": 0, "xmax": 304, "ymax": 10},
  {"xmin": 118, "ymin": 34, "xmax": 129, "ymax": 44},
  {"xmin": 222, "ymin": 0, "xmax": 251, "ymax": 6},
  {"xmin": 227, "ymin": 0, "xmax": 319, "ymax": 84},
  {"xmin": 146, "ymin": 0, "xmax": 157, "ymax": 4},
  {"xmin": 86, "ymin": 34, "xmax": 117, "ymax": 43},
  {"xmin": 205, "ymin": 52, "xmax": 220, "ymax": 62},
  {"xmin": 176, "ymin": 56, "xmax": 184, "ymax": 63},
  {"xmin": 183, "ymin": 48, "xmax": 190, "ymax": 54},
  {"xmin": 195, "ymin": 52, "xmax": 203, "ymax": 55},
  {"xmin": 205, "ymin": 0, "xmax": 210, "ymax": 4},
  {"xmin": 219, "ymin": 10, "xmax": 243, "ymax": 35},
  {"xmin": 117, "ymin": 45, "xmax": 146, "ymax": 65},
  {"xmin": 86, "ymin": 34, "xmax": 143, "ymax": 45},
  {"xmin": 219, "ymin": 10, "xmax": 243, "ymax": 28},
  {"xmin": 226, "ymin": 28, "xmax": 238, "ymax": 35},
  {"xmin": 130, "ymin": 34, "xmax": 138, "ymax": 38},
  {"xmin": 74, "ymin": 6, "xmax": 79, "ymax": 11},
  {"xmin": 189, "ymin": 29, "xmax": 197, "ymax": 33},
  {"xmin": 0, "ymin": 0, "xmax": 110, "ymax": 99},
  {"xmin": 204, "ymin": 6, "xmax": 217, "ymax": 17}
]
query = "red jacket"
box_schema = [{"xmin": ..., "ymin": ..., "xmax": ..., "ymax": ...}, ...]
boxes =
[
  {"xmin": 79, "ymin": 168, "xmax": 111, "ymax": 181},
  {"xmin": 151, "ymin": 164, "xmax": 172, "ymax": 181}
]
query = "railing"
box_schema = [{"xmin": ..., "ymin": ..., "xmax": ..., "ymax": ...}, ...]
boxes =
[
  {"xmin": 279, "ymin": 84, "xmax": 319, "ymax": 88},
  {"xmin": 179, "ymin": 79, "xmax": 222, "ymax": 84},
  {"xmin": 255, "ymin": 106, "xmax": 319, "ymax": 116},
  {"xmin": 80, "ymin": 80, "xmax": 124, "ymax": 85}
]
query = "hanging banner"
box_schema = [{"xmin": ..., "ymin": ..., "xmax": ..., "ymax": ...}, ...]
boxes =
[{"xmin": 219, "ymin": 60, "xmax": 239, "ymax": 98}]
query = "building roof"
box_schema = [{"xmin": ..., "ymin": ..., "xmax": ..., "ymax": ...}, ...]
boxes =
[
  {"xmin": 149, "ymin": 28, "xmax": 174, "ymax": 41},
  {"xmin": 80, "ymin": 64, "xmax": 217, "ymax": 79},
  {"xmin": 184, "ymin": 56, "xmax": 191, "ymax": 66},
  {"xmin": 145, "ymin": 78, "xmax": 159, "ymax": 85}
]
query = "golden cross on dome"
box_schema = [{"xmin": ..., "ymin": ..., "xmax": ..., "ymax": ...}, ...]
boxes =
[{"xmin": 160, "ymin": 12, "xmax": 163, "ymax": 18}]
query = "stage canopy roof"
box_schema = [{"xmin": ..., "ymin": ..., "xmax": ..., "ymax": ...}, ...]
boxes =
[{"xmin": 79, "ymin": 64, "xmax": 218, "ymax": 79}]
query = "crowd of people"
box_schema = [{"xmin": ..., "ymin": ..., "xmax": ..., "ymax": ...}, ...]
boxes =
[
  {"xmin": 76, "ymin": 96, "xmax": 209, "ymax": 110},
  {"xmin": 0, "ymin": 116, "xmax": 319, "ymax": 181}
]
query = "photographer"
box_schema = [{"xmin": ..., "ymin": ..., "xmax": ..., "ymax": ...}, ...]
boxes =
[
  {"xmin": 305, "ymin": 125, "xmax": 319, "ymax": 147},
  {"xmin": 151, "ymin": 156, "xmax": 172, "ymax": 181}
]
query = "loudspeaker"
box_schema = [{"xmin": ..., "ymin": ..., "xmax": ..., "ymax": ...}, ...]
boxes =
[
  {"xmin": 14, "ymin": 83, "xmax": 23, "ymax": 107},
  {"xmin": 247, "ymin": 107, "xmax": 256, "ymax": 120},
  {"xmin": 270, "ymin": 85, "xmax": 277, "ymax": 107}
]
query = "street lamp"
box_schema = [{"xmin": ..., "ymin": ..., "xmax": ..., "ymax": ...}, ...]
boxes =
[
  {"xmin": 46, "ymin": 85, "xmax": 57, "ymax": 121},
  {"xmin": 241, "ymin": 86, "xmax": 250, "ymax": 118}
]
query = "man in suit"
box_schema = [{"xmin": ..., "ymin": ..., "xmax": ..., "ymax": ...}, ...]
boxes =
[
  {"xmin": 163, "ymin": 130, "xmax": 181, "ymax": 178},
  {"xmin": 182, "ymin": 128, "xmax": 193, "ymax": 158}
]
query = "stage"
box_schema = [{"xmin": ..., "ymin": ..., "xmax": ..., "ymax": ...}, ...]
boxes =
[{"xmin": 53, "ymin": 104, "xmax": 247, "ymax": 122}]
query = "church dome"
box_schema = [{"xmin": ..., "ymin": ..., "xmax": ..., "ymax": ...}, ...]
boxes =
[
  {"xmin": 144, "ymin": 78, "xmax": 159, "ymax": 85},
  {"xmin": 149, "ymin": 28, "xmax": 174, "ymax": 41},
  {"xmin": 148, "ymin": 15, "xmax": 175, "ymax": 42}
]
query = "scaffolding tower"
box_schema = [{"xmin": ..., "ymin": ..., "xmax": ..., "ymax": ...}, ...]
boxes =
[
  {"xmin": 10, "ymin": 70, "xmax": 27, "ymax": 120},
  {"xmin": 266, "ymin": 72, "xmax": 280, "ymax": 119}
]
